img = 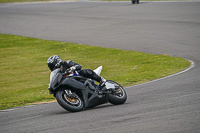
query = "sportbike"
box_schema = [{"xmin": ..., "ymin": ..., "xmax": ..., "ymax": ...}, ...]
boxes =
[{"xmin": 48, "ymin": 66, "xmax": 127, "ymax": 112}]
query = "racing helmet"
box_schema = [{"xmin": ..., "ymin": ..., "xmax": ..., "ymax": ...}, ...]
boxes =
[{"xmin": 47, "ymin": 55, "xmax": 61, "ymax": 71}]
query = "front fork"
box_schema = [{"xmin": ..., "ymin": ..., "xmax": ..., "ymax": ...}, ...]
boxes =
[{"xmin": 65, "ymin": 90, "xmax": 77, "ymax": 99}]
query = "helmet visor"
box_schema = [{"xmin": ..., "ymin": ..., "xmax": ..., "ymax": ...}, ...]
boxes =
[{"xmin": 48, "ymin": 63, "xmax": 55, "ymax": 71}]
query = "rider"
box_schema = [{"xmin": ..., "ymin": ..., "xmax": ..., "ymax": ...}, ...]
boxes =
[{"xmin": 47, "ymin": 55, "xmax": 106, "ymax": 89}]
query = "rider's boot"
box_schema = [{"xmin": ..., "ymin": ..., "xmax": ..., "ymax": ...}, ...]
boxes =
[{"xmin": 98, "ymin": 78, "xmax": 107, "ymax": 94}]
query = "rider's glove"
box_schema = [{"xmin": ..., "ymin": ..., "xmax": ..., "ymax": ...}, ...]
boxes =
[{"xmin": 66, "ymin": 66, "xmax": 76, "ymax": 74}]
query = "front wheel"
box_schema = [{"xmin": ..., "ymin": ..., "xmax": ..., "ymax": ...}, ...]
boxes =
[
  {"xmin": 106, "ymin": 80, "xmax": 127, "ymax": 105},
  {"xmin": 56, "ymin": 89, "xmax": 84, "ymax": 112}
]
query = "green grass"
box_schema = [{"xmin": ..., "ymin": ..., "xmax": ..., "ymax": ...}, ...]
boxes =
[
  {"xmin": 0, "ymin": 34, "xmax": 190, "ymax": 110},
  {"xmin": 0, "ymin": 0, "xmax": 55, "ymax": 3}
]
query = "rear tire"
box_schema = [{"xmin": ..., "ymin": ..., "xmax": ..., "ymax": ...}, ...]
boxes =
[
  {"xmin": 56, "ymin": 90, "xmax": 84, "ymax": 112},
  {"xmin": 106, "ymin": 80, "xmax": 127, "ymax": 105}
]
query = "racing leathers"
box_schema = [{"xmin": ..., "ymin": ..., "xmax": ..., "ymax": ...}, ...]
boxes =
[{"xmin": 54, "ymin": 60, "xmax": 105, "ymax": 83}]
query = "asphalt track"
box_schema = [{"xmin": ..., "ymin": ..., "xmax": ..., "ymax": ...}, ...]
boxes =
[{"xmin": 0, "ymin": 1, "xmax": 200, "ymax": 133}]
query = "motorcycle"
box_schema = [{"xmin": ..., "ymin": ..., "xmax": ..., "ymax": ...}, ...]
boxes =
[
  {"xmin": 131, "ymin": 0, "xmax": 139, "ymax": 4},
  {"xmin": 48, "ymin": 66, "xmax": 127, "ymax": 112}
]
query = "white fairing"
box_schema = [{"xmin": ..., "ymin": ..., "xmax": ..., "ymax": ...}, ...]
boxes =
[{"xmin": 93, "ymin": 66, "xmax": 103, "ymax": 75}]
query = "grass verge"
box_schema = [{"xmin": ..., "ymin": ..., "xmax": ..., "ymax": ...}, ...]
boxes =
[
  {"xmin": 0, "ymin": 0, "xmax": 56, "ymax": 3},
  {"xmin": 0, "ymin": 34, "xmax": 190, "ymax": 110}
]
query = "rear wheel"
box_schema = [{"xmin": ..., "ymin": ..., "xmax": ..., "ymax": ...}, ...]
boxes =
[
  {"xmin": 106, "ymin": 80, "xmax": 127, "ymax": 105},
  {"xmin": 56, "ymin": 89, "xmax": 84, "ymax": 112}
]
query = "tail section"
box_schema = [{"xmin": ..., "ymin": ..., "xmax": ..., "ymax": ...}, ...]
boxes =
[{"xmin": 93, "ymin": 66, "xmax": 103, "ymax": 75}]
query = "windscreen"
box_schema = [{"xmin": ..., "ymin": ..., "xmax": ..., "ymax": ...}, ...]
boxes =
[{"xmin": 49, "ymin": 68, "xmax": 62, "ymax": 89}]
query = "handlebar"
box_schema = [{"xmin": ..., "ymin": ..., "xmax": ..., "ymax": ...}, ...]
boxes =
[{"xmin": 62, "ymin": 71, "xmax": 79, "ymax": 76}]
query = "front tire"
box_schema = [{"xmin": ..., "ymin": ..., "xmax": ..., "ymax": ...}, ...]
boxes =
[
  {"xmin": 106, "ymin": 80, "xmax": 127, "ymax": 105},
  {"xmin": 56, "ymin": 90, "xmax": 84, "ymax": 112}
]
